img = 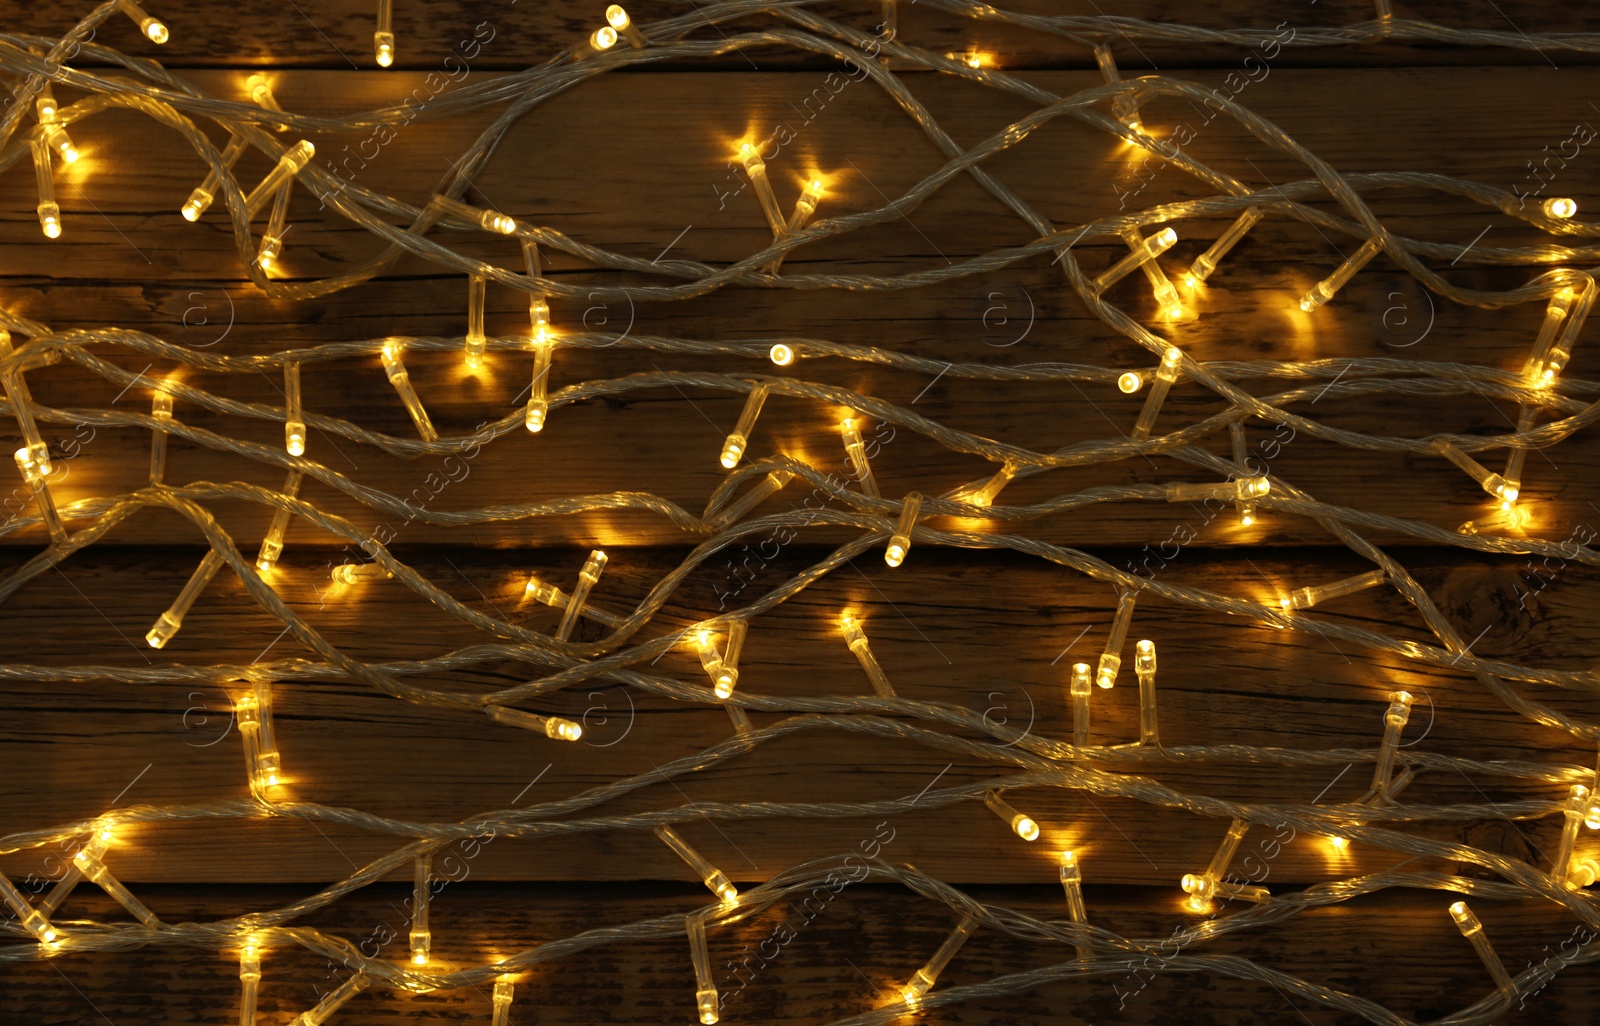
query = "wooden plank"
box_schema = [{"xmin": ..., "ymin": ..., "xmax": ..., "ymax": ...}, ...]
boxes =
[
  {"xmin": 5, "ymin": 68, "xmax": 1594, "ymax": 277},
  {"xmin": 5, "ymin": 264, "xmax": 1596, "ymax": 549},
  {"xmin": 5, "ymin": 1, "xmax": 1596, "ymax": 71},
  {"xmin": 0, "ymin": 885, "xmax": 1594, "ymax": 1025},
  {"xmin": 1, "ymin": 67, "xmax": 1593, "ymax": 546},
  {"xmin": 0, "ymin": 546, "xmax": 1592, "ymax": 884}
]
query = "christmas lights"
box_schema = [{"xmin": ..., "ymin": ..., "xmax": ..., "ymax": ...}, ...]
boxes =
[
  {"xmin": 983, "ymin": 789, "xmax": 1040, "ymax": 841},
  {"xmin": 411, "ymin": 852, "xmax": 432, "ymax": 964},
  {"xmin": 884, "ymin": 491, "xmax": 922, "ymax": 567},
  {"xmin": 901, "ymin": 917, "xmax": 978, "ymax": 1006},
  {"xmin": 839, "ymin": 612, "xmax": 894, "ymax": 697},
  {"xmin": 465, "ymin": 274, "xmax": 488, "ymax": 369},
  {"xmin": 375, "ymin": 0, "xmax": 395, "ymax": 66},
  {"xmin": 1298, "ymin": 238, "xmax": 1383, "ymax": 313},
  {"xmin": 117, "ymin": 0, "xmax": 169, "ymax": 44},
  {"xmin": 1448, "ymin": 901, "xmax": 1516, "ymax": 999},
  {"xmin": 719, "ymin": 383, "xmax": 770, "ymax": 469},
  {"xmin": 2, "ymin": 7, "xmax": 1599, "ymax": 1025},
  {"xmin": 555, "ymin": 549, "xmax": 609, "ymax": 642},
  {"xmin": 655, "ymin": 825, "xmax": 739, "ymax": 905},
  {"xmin": 1096, "ymin": 590, "xmax": 1137, "ymax": 689}
]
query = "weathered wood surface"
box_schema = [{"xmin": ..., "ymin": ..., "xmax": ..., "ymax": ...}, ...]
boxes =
[
  {"xmin": 6, "ymin": 0, "xmax": 1597, "ymax": 70},
  {"xmin": 0, "ymin": 886, "xmax": 1594, "ymax": 1026},
  {"xmin": 0, "ymin": 547, "xmax": 1592, "ymax": 884}
]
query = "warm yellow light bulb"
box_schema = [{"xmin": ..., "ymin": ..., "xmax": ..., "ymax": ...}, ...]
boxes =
[
  {"xmin": 590, "ymin": 25, "xmax": 618, "ymax": 51},
  {"xmin": 769, "ymin": 343, "xmax": 794, "ymax": 366},
  {"xmin": 1544, "ymin": 197, "xmax": 1578, "ymax": 219},
  {"xmin": 1117, "ymin": 371, "xmax": 1143, "ymax": 393}
]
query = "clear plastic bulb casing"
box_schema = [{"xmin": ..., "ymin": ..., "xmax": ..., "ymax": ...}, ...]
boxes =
[
  {"xmin": 1280, "ymin": 568, "xmax": 1387, "ymax": 611},
  {"xmin": 465, "ymin": 274, "xmax": 488, "ymax": 369},
  {"xmin": 1298, "ymin": 237, "xmax": 1383, "ymax": 313},
  {"xmin": 491, "ymin": 975, "xmax": 515, "ymax": 1026},
  {"xmin": 687, "ymin": 912, "xmax": 719, "ymax": 1024},
  {"xmin": 483, "ymin": 704, "xmax": 583, "ymax": 741},
  {"xmin": 901, "ymin": 917, "xmax": 978, "ymax": 1006},
  {"xmin": 283, "ymin": 359, "xmax": 304, "ymax": 455},
  {"xmin": 1092, "ymin": 227, "xmax": 1177, "ymax": 294},
  {"xmin": 983, "ymin": 789, "xmax": 1040, "ymax": 841},
  {"xmin": 432, "ymin": 193, "xmax": 516, "ymax": 235},
  {"xmin": 1131, "ymin": 346, "xmax": 1182, "ymax": 440},
  {"xmin": 1096, "ymin": 591, "xmax": 1138, "ymax": 688},
  {"xmin": 375, "ymin": 0, "xmax": 395, "ymax": 65},
  {"xmin": 1070, "ymin": 662, "xmax": 1092, "ymax": 748},
  {"xmin": 884, "ymin": 491, "xmax": 922, "ymax": 567},
  {"xmin": 289, "ymin": 974, "xmax": 370, "ymax": 1026},
  {"xmin": 147, "ymin": 550, "xmax": 226, "ymax": 648},
  {"xmin": 34, "ymin": 138, "xmax": 60, "ymax": 238},
  {"xmin": 1135, "ymin": 639, "xmax": 1159, "ymax": 745},
  {"xmin": 410, "ymin": 852, "xmax": 432, "ymax": 965},
  {"xmin": 149, "ymin": 383, "xmax": 174, "ymax": 484},
  {"xmin": 14, "ymin": 447, "xmax": 67, "ymax": 543},
  {"xmin": 839, "ymin": 416, "xmax": 880, "ymax": 497},
  {"xmin": 243, "ymin": 140, "xmax": 315, "ymax": 220},
  {"xmin": 1431, "ymin": 437, "xmax": 1518, "ymax": 502},
  {"xmin": 840, "ymin": 612, "xmax": 895, "ymax": 697},
  {"xmin": 655, "ymin": 825, "xmax": 738, "ymax": 905},
  {"xmin": 118, "ymin": 0, "xmax": 169, "ymax": 43},
  {"xmin": 737, "ymin": 142, "xmax": 786, "ymax": 234},
  {"xmin": 1448, "ymin": 901, "xmax": 1517, "ymax": 997},
  {"xmin": 720, "ymin": 383, "xmax": 770, "ymax": 469},
  {"xmin": 526, "ymin": 328, "xmax": 554, "ymax": 432},
  {"xmin": 257, "ymin": 469, "xmax": 304, "ymax": 571},
  {"xmin": 1187, "ymin": 207, "xmax": 1264, "ymax": 286},
  {"xmin": 606, "ymin": 4, "xmax": 647, "ymax": 47},
  {"xmin": 182, "ymin": 134, "xmax": 248, "ymax": 220},
  {"xmin": 381, "ymin": 341, "xmax": 439, "ymax": 442}
]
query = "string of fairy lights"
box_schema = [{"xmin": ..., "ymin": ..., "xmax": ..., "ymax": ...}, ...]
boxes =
[{"xmin": 1, "ymin": 0, "xmax": 1599, "ymax": 1023}]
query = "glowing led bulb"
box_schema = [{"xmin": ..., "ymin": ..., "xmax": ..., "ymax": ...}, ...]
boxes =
[
  {"xmin": 33, "ymin": 138, "xmax": 60, "ymax": 238},
  {"xmin": 490, "ymin": 974, "xmax": 515, "ymax": 1026},
  {"xmin": 40, "ymin": 121, "xmax": 79, "ymax": 164},
  {"xmin": 39, "ymin": 827, "xmax": 111, "ymax": 919},
  {"xmin": 839, "ymin": 416, "xmax": 880, "ymax": 497},
  {"xmin": 1131, "ymin": 346, "xmax": 1182, "ymax": 440},
  {"xmin": 240, "ymin": 936, "xmax": 263, "ymax": 1026},
  {"xmin": 712, "ymin": 620, "xmax": 748, "ymax": 698},
  {"xmin": 606, "ymin": 5, "xmax": 647, "ymax": 47},
  {"xmin": 1117, "ymin": 371, "xmax": 1143, "ymax": 393},
  {"xmin": 1298, "ymin": 237, "xmax": 1383, "ymax": 312},
  {"xmin": 1369, "ymin": 690, "xmax": 1413, "ymax": 799},
  {"xmin": 375, "ymin": 0, "xmax": 395, "ymax": 66},
  {"xmin": 521, "ymin": 574, "xmax": 623, "ymax": 627},
  {"xmin": 1134, "ymin": 639, "xmax": 1159, "ymax": 745},
  {"xmin": 768, "ymin": 343, "xmax": 795, "ymax": 366},
  {"xmin": 960, "ymin": 462, "xmax": 1016, "ymax": 508},
  {"xmin": 147, "ymin": 550, "xmax": 225, "ymax": 648},
  {"xmin": 1530, "ymin": 273, "xmax": 1595, "ymax": 388},
  {"xmin": 737, "ymin": 142, "xmax": 787, "ymax": 234},
  {"xmin": 245, "ymin": 74, "xmax": 287, "ymax": 131},
  {"xmin": 1070, "ymin": 662, "xmax": 1092, "ymax": 748},
  {"xmin": 257, "ymin": 469, "xmax": 303, "ymax": 572},
  {"xmin": 884, "ymin": 491, "xmax": 923, "ymax": 567},
  {"xmin": 840, "ymin": 612, "xmax": 895, "ymax": 697},
  {"xmin": 1091, "ymin": 228, "xmax": 1177, "ymax": 294},
  {"xmin": 687, "ymin": 912, "xmax": 719, "ymax": 1024},
  {"xmin": 589, "ymin": 26, "xmax": 618, "ymax": 52},
  {"xmin": 1448, "ymin": 901, "xmax": 1517, "ymax": 997},
  {"xmin": 330, "ymin": 562, "xmax": 392, "ymax": 584},
  {"xmin": 1059, "ymin": 851, "xmax": 1092, "ymax": 963},
  {"xmin": 1502, "ymin": 405, "xmax": 1537, "ymax": 498},
  {"xmin": 0, "ymin": 868, "xmax": 58, "ymax": 944},
  {"xmin": 1182, "ymin": 819, "xmax": 1251, "ymax": 911},
  {"xmin": 720, "ymin": 383, "xmax": 770, "ymax": 469},
  {"xmin": 251, "ymin": 674, "xmax": 282, "ymax": 790},
  {"xmin": 76, "ymin": 846, "xmax": 161, "ymax": 926},
  {"xmin": 1544, "ymin": 196, "xmax": 1578, "ymax": 219},
  {"xmin": 695, "ymin": 626, "xmax": 728, "ymax": 693},
  {"xmin": 787, "ymin": 178, "xmax": 826, "ymax": 232},
  {"xmin": 655, "ymin": 825, "xmax": 739, "ymax": 905},
  {"xmin": 901, "ymin": 917, "xmax": 978, "ymax": 1007},
  {"xmin": 707, "ymin": 467, "xmax": 793, "ymax": 528},
  {"xmin": 0, "ymin": 333, "xmax": 52, "ymax": 479},
  {"xmin": 277, "ymin": 360, "xmax": 306, "ymax": 457},
  {"xmin": 381, "ymin": 342, "xmax": 439, "ymax": 442},
  {"xmin": 118, "ymin": 0, "xmax": 169, "ymax": 43},
  {"xmin": 526, "ymin": 328, "xmax": 554, "ymax": 432},
  {"xmin": 1163, "ymin": 476, "xmax": 1271, "ymax": 503},
  {"xmin": 148, "ymin": 383, "xmax": 175, "ymax": 484},
  {"xmin": 464, "ymin": 274, "xmax": 488, "ymax": 369},
  {"xmin": 483, "ymin": 704, "xmax": 583, "ymax": 741},
  {"xmin": 410, "ymin": 852, "xmax": 432, "ymax": 965},
  {"xmin": 1096, "ymin": 590, "xmax": 1137, "ymax": 688},
  {"xmin": 1431, "ymin": 437, "xmax": 1518, "ymax": 502},
  {"xmin": 555, "ymin": 549, "xmax": 608, "ymax": 642},
  {"xmin": 257, "ymin": 185, "xmax": 288, "ymax": 270},
  {"xmin": 243, "ymin": 140, "xmax": 315, "ymax": 219},
  {"xmin": 182, "ymin": 134, "xmax": 247, "ymax": 220},
  {"xmin": 1091, "ymin": 43, "xmax": 1143, "ymax": 134},
  {"xmin": 35, "ymin": 84, "xmax": 58, "ymax": 124},
  {"xmin": 1280, "ymin": 568, "xmax": 1387, "ymax": 612},
  {"xmin": 1187, "ymin": 207, "xmax": 1264, "ymax": 286},
  {"xmin": 236, "ymin": 692, "xmax": 265, "ymax": 794},
  {"xmin": 522, "ymin": 238, "xmax": 550, "ymax": 332},
  {"xmin": 982, "ymin": 789, "xmax": 1040, "ymax": 841},
  {"xmin": 14, "ymin": 447, "xmax": 67, "ymax": 544},
  {"xmin": 1554, "ymin": 784, "xmax": 1591, "ymax": 888},
  {"xmin": 1115, "ymin": 226, "xmax": 1183, "ymax": 316},
  {"xmin": 289, "ymin": 974, "xmax": 369, "ymax": 1026},
  {"xmin": 433, "ymin": 194, "xmax": 516, "ymax": 235}
]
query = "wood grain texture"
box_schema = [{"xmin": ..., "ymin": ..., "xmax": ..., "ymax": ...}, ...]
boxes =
[
  {"xmin": 0, "ymin": 885, "xmax": 1595, "ymax": 1026},
  {"xmin": 6, "ymin": 1, "xmax": 1597, "ymax": 70},
  {"xmin": 0, "ymin": 547, "xmax": 1591, "ymax": 884}
]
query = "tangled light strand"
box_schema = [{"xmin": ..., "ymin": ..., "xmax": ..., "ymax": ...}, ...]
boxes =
[{"xmin": 1, "ymin": 2, "xmax": 1600, "ymax": 1025}]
